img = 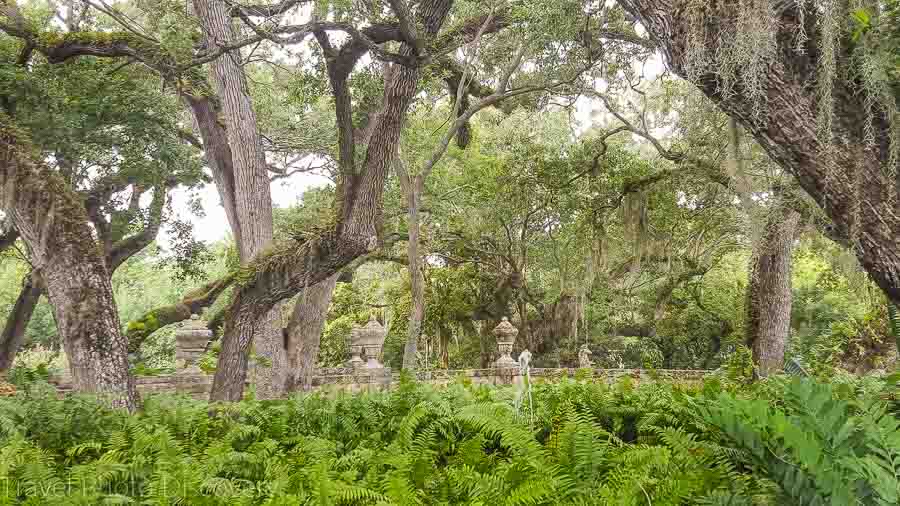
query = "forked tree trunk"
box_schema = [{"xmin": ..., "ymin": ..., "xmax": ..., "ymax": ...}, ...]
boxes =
[
  {"xmin": 209, "ymin": 0, "xmax": 453, "ymax": 401},
  {"xmin": 0, "ymin": 274, "xmax": 41, "ymax": 372},
  {"xmin": 0, "ymin": 125, "xmax": 138, "ymax": 410},
  {"xmin": 192, "ymin": 0, "xmax": 286, "ymax": 400},
  {"xmin": 746, "ymin": 206, "xmax": 801, "ymax": 376},
  {"xmin": 619, "ymin": 0, "xmax": 900, "ymax": 305},
  {"xmin": 285, "ymin": 273, "xmax": 339, "ymax": 391}
]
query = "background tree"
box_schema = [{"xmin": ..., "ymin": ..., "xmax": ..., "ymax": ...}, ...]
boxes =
[{"xmin": 0, "ymin": 3, "xmax": 203, "ymax": 408}]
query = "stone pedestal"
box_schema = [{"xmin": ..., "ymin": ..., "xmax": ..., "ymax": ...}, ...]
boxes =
[
  {"xmin": 175, "ymin": 314, "xmax": 211, "ymax": 375},
  {"xmin": 350, "ymin": 314, "xmax": 387, "ymax": 369},
  {"xmin": 347, "ymin": 326, "xmax": 364, "ymax": 367},
  {"xmin": 493, "ymin": 317, "xmax": 519, "ymax": 368}
]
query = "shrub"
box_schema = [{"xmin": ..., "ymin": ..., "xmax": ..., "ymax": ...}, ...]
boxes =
[{"xmin": 0, "ymin": 376, "xmax": 896, "ymax": 504}]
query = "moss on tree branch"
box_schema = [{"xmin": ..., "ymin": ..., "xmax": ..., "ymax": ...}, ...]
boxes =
[{"xmin": 125, "ymin": 273, "xmax": 235, "ymax": 352}]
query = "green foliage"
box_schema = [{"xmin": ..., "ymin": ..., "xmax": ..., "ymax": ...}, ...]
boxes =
[
  {"xmin": 1, "ymin": 377, "xmax": 896, "ymax": 504},
  {"xmin": 888, "ymin": 303, "xmax": 900, "ymax": 354},
  {"xmin": 706, "ymin": 377, "xmax": 900, "ymax": 505},
  {"xmin": 6, "ymin": 361, "xmax": 51, "ymax": 387}
]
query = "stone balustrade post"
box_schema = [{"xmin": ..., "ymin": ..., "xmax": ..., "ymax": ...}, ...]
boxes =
[
  {"xmin": 175, "ymin": 314, "xmax": 211, "ymax": 375},
  {"xmin": 347, "ymin": 326, "xmax": 364, "ymax": 368}
]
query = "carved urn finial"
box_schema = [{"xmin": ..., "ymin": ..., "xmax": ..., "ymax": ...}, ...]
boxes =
[
  {"xmin": 175, "ymin": 314, "xmax": 211, "ymax": 374},
  {"xmin": 493, "ymin": 316, "xmax": 519, "ymax": 367}
]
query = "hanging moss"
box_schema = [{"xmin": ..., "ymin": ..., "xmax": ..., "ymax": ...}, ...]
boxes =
[{"xmin": 682, "ymin": 0, "xmax": 777, "ymax": 115}]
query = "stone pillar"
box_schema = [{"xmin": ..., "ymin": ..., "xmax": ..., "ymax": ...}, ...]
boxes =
[
  {"xmin": 176, "ymin": 314, "xmax": 211, "ymax": 375},
  {"xmin": 493, "ymin": 317, "xmax": 518, "ymax": 368},
  {"xmin": 358, "ymin": 314, "xmax": 387, "ymax": 369},
  {"xmin": 347, "ymin": 326, "xmax": 364, "ymax": 368}
]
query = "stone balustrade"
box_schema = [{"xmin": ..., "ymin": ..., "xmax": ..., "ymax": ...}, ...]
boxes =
[
  {"xmin": 48, "ymin": 367, "xmax": 710, "ymax": 399},
  {"xmin": 45, "ymin": 316, "xmax": 710, "ymax": 399}
]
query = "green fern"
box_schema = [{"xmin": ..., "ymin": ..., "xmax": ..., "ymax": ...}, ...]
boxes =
[{"xmin": 0, "ymin": 376, "xmax": 896, "ymax": 504}]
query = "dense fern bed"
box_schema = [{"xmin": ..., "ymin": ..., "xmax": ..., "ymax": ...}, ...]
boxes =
[{"xmin": 0, "ymin": 376, "xmax": 898, "ymax": 505}]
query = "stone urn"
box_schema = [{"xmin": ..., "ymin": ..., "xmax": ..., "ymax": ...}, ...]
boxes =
[
  {"xmin": 493, "ymin": 317, "xmax": 519, "ymax": 367},
  {"xmin": 176, "ymin": 314, "xmax": 211, "ymax": 374},
  {"xmin": 347, "ymin": 325, "xmax": 365, "ymax": 368},
  {"xmin": 352, "ymin": 314, "xmax": 387, "ymax": 369}
]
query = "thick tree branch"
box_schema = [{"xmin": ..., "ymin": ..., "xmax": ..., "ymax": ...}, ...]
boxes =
[
  {"xmin": 125, "ymin": 273, "xmax": 235, "ymax": 353},
  {"xmin": 618, "ymin": 0, "xmax": 900, "ymax": 305},
  {"xmin": 107, "ymin": 185, "xmax": 167, "ymax": 271},
  {"xmin": 387, "ymin": 0, "xmax": 424, "ymax": 57},
  {"xmin": 226, "ymin": 0, "xmax": 308, "ymax": 17}
]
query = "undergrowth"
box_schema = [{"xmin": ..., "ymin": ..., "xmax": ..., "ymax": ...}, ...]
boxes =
[{"xmin": 0, "ymin": 375, "xmax": 897, "ymax": 505}]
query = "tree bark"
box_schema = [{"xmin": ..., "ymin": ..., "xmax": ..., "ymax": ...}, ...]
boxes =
[
  {"xmin": 191, "ymin": 0, "xmax": 286, "ymax": 400},
  {"xmin": 2, "ymin": 183, "xmax": 176, "ymax": 368},
  {"xmin": 0, "ymin": 273, "xmax": 41, "ymax": 372},
  {"xmin": 284, "ymin": 273, "xmax": 339, "ymax": 391},
  {"xmin": 397, "ymin": 161, "xmax": 426, "ymax": 371},
  {"xmin": 0, "ymin": 122, "xmax": 138, "ymax": 410},
  {"xmin": 746, "ymin": 205, "xmax": 801, "ymax": 376},
  {"xmin": 619, "ymin": 0, "xmax": 900, "ymax": 306},
  {"xmin": 402, "ymin": 201, "xmax": 425, "ymax": 370}
]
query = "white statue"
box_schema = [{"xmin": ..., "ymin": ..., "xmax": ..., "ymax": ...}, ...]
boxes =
[
  {"xmin": 578, "ymin": 344, "xmax": 593, "ymax": 368},
  {"xmin": 518, "ymin": 348, "xmax": 532, "ymax": 374}
]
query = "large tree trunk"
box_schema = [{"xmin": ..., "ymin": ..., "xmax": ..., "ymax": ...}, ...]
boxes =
[
  {"xmin": 746, "ymin": 205, "xmax": 800, "ymax": 376},
  {"xmin": 191, "ymin": 0, "xmax": 286, "ymax": 400},
  {"xmin": 0, "ymin": 274, "xmax": 41, "ymax": 372},
  {"xmin": 619, "ymin": 0, "xmax": 900, "ymax": 305},
  {"xmin": 285, "ymin": 273, "xmax": 339, "ymax": 391},
  {"xmin": 208, "ymin": 0, "xmax": 454, "ymax": 401},
  {"xmin": 0, "ymin": 124, "xmax": 138, "ymax": 410}
]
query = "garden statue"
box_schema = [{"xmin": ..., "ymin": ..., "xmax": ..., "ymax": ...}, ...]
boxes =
[
  {"xmin": 578, "ymin": 344, "xmax": 593, "ymax": 369},
  {"xmin": 518, "ymin": 348, "xmax": 532, "ymax": 375},
  {"xmin": 175, "ymin": 314, "xmax": 211, "ymax": 374},
  {"xmin": 493, "ymin": 317, "xmax": 518, "ymax": 367}
]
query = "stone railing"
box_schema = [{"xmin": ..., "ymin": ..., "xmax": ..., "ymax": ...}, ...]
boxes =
[
  {"xmin": 46, "ymin": 315, "xmax": 710, "ymax": 398},
  {"xmin": 48, "ymin": 367, "xmax": 711, "ymax": 399}
]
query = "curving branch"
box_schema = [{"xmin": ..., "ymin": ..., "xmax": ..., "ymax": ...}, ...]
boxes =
[
  {"xmin": 125, "ymin": 273, "xmax": 235, "ymax": 352},
  {"xmin": 0, "ymin": 273, "xmax": 43, "ymax": 372},
  {"xmin": 226, "ymin": 0, "xmax": 308, "ymax": 18},
  {"xmin": 107, "ymin": 185, "xmax": 168, "ymax": 271}
]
